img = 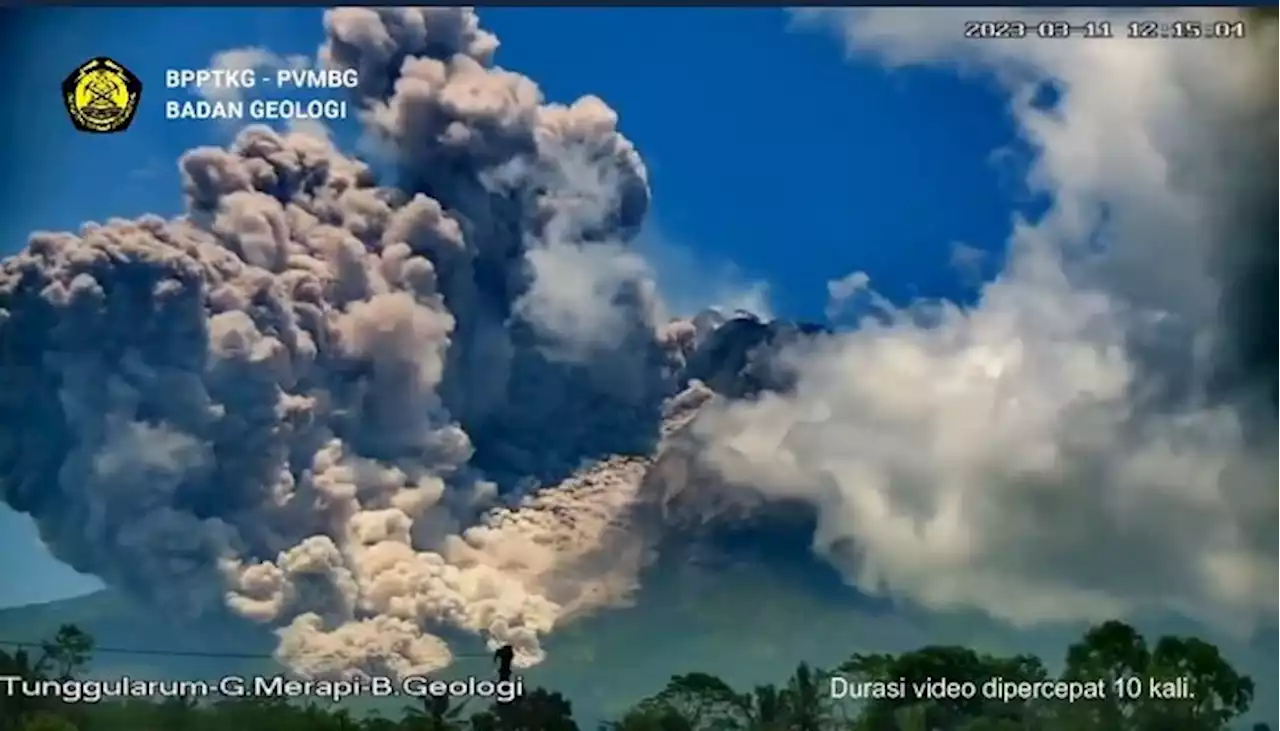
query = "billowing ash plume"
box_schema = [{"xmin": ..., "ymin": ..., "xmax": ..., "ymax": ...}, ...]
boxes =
[
  {"xmin": 1, "ymin": 4, "xmax": 1275, "ymax": 686},
  {"xmin": 0, "ymin": 7, "xmax": 668, "ymax": 677},
  {"xmin": 688, "ymin": 8, "xmax": 1278, "ymax": 632}
]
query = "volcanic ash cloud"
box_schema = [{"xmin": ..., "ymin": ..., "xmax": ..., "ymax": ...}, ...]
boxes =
[
  {"xmin": 0, "ymin": 6, "xmax": 668, "ymax": 678},
  {"xmin": 693, "ymin": 8, "xmax": 1278, "ymax": 633}
]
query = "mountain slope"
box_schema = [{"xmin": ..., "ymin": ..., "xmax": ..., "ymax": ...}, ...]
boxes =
[{"xmin": 4, "ymin": 563, "xmax": 1276, "ymax": 727}]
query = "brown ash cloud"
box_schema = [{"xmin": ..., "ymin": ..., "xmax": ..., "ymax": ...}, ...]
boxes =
[
  {"xmin": 1, "ymin": 5, "xmax": 1275, "ymax": 686},
  {"xmin": 0, "ymin": 7, "xmax": 671, "ymax": 678}
]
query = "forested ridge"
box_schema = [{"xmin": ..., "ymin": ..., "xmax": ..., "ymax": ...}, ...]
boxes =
[{"xmin": 0, "ymin": 623, "xmax": 1271, "ymax": 731}]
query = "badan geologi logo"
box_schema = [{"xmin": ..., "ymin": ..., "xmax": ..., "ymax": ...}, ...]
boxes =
[{"xmin": 62, "ymin": 57, "xmax": 142, "ymax": 134}]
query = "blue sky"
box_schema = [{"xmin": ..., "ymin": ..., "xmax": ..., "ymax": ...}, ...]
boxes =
[{"xmin": 0, "ymin": 7, "xmax": 1027, "ymax": 608}]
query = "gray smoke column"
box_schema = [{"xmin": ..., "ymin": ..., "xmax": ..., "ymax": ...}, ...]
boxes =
[
  {"xmin": 319, "ymin": 8, "xmax": 665, "ymax": 488},
  {"xmin": 0, "ymin": 7, "xmax": 666, "ymax": 677}
]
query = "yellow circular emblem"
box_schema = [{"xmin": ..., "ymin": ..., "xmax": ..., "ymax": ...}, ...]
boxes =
[{"xmin": 62, "ymin": 57, "xmax": 142, "ymax": 134}]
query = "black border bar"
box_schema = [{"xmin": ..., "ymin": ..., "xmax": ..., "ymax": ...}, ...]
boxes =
[{"xmin": 0, "ymin": 0, "xmax": 1269, "ymax": 8}]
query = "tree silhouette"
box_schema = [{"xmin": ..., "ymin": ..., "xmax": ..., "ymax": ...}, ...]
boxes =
[
  {"xmin": 780, "ymin": 662, "xmax": 830, "ymax": 731},
  {"xmin": 35, "ymin": 627, "xmax": 93, "ymax": 682},
  {"xmin": 402, "ymin": 694, "xmax": 469, "ymax": 730},
  {"xmin": 0, "ymin": 625, "xmax": 95, "ymax": 731},
  {"xmin": 0, "ymin": 622, "xmax": 1268, "ymax": 731},
  {"xmin": 739, "ymin": 683, "xmax": 790, "ymax": 731},
  {"xmin": 627, "ymin": 672, "xmax": 746, "ymax": 730},
  {"xmin": 494, "ymin": 646, "xmax": 515, "ymax": 684},
  {"xmin": 468, "ymin": 688, "xmax": 578, "ymax": 731},
  {"xmin": 1060, "ymin": 621, "xmax": 1255, "ymax": 731}
]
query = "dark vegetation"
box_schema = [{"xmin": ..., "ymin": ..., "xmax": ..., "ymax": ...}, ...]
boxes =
[{"xmin": 0, "ymin": 623, "xmax": 1270, "ymax": 731}]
